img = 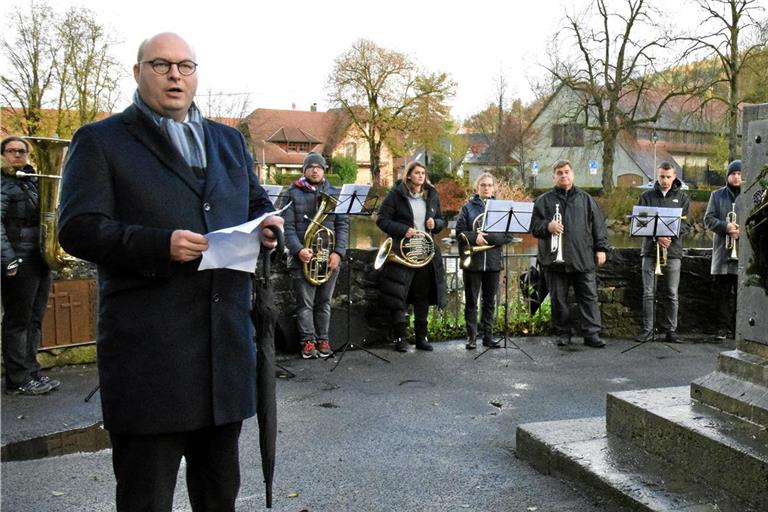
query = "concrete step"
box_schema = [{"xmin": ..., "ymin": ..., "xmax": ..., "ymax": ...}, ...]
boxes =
[
  {"xmin": 716, "ymin": 349, "xmax": 768, "ymax": 385},
  {"xmin": 692, "ymin": 370, "xmax": 768, "ymax": 426},
  {"xmin": 516, "ymin": 416, "xmax": 755, "ymax": 511},
  {"xmin": 606, "ymin": 386, "xmax": 768, "ymax": 510}
]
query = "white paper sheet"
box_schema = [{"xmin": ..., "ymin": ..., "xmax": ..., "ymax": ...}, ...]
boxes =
[{"xmin": 198, "ymin": 204, "xmax": 289, "ymax": 273}]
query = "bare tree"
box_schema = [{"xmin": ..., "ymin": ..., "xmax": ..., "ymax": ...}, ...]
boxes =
[
  {"xmin": 327, "ymin": 39, "xmax": 455, "ymax": 186},
  {"xmin": 548, "ymin": 0, "xmax": 705, "ymax": 192},
  {"xmin": 198, "ymin": 90, "xmax": 251, "ymax": 126},
  {"xmin": 0, "ymin": 1, "xmax": 57, "ymax": 136},
  {"xmin": 683, "ymin": 0, "xmax": 766, "ymax": 161}
]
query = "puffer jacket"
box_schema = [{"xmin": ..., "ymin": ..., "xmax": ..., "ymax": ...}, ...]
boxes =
[
  {"xmin": 455, "ymin": 194, "xmax": 514, "ymax": 272},
  {"xmin": 1, "ymin": 165, "xmax": 45, "ymax": 269},
  {"xmin": 281, "ymin": 178, "xmax": 349, "ymax": 270},
  {"xmin": 704, "ymin": 185, "xmax": 739, "ymax": 275},
  {"xmin": 375, "ymin": 180, "xmax": 447, "ymax": 310},
  {"xmin": 531, "ymin": 185, "xmax": 610, "ymax": 272},
  {"xmin": 638, "ymin": 178, "xmax": 691, "ymax": 259}
]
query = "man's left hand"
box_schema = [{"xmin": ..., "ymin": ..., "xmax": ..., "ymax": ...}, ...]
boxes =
[
  {"xmin": 260, "ymin": 215, "xmax": 284, "ymax": 248},
  {"xmin": 328, "ymin": 252, "xmax": 341, "ymax": 271},
  {"xmin": 595, "ymin": 251, "xmax": 607, "ymax": 266}
]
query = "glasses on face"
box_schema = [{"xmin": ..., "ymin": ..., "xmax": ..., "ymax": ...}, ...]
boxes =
[
  {"xmin": 4, "ymin": 148, "xmax": 28, "ymax": 155},
  {"xmin": 141, "ymin": 59, "xmax": 198, "ymax": 76}
]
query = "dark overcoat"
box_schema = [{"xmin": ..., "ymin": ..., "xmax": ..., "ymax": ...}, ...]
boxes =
[
  {"xmin": 58, "ymin": 105, "xmax": 274, "ymax": 435},
  {"xmin": 375, "ymin": 180, "xmax": 447, "ymax": 311},
  {"xmin": 704, "ymin": 185, "xmax": 739, "ymax": 275},
  {"xmin": 1, "ymin": 164, "xmax": 45, "ymax": 269}
]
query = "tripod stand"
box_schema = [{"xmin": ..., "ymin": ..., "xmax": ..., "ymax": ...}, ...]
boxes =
[
  {"xmin": 622, "ymin": 208, "xmax": 683, "ymax": 355},
  {"xmin": 324, "ymin": 187, "xmax": 390, "ymax": 371},
  {"xmin": 472, "ymin": 201, "xmax": 535, "ymax": 362}
]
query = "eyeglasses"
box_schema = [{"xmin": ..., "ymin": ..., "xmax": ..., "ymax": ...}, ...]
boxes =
[
  {"xmin": 3, "ymin": 148, "xmax": 27, "ymax": 155},
  {"xmin": 141, "ymin": 59, "xmax": 198, "ymax": 76}
]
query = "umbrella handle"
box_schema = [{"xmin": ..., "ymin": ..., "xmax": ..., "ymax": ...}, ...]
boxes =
[{"xmin": 260, "ymin": 224, "xmax": 285, "ymax": 278}]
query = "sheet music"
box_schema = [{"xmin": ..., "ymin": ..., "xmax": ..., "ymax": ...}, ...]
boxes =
[
  {"xmin": 334, "ymin": 184, "xmax": 371, "ymax": 214},
  {"xmin": 483, "ymin": 200, "xmax": 534, "ymax": 233},
  {"xmin": 261, "ymin": 185, "xmax": 284, "ymax": 206},
  {"xmin": 630, "ymin": 206, "xmax": 683, "ymax": 237}
]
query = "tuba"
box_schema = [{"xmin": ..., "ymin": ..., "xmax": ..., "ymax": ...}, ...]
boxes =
[
  {"xmin": 374, "ymin": 230, "xmax": 434, "ymax": 270},
  {"xmin": 458, "ymin": 213, "xmax": 494, "ymax": 269},
  {"xmin": 725, "ymin": 203, "xmax": 738, "ymax": 261},
  {"xmin": 16, "ymin": 137, "xmax": 76, "ymax": 271},
  {"xmin": 303, "ymin": 191, "xmax": 339, "ymax": 286},
  {"xmin": 551, "ymin": 204, "xmax": 565, "ymax": 264}
]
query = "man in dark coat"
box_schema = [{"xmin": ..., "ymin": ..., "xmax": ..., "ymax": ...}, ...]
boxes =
[
  {"xmin": 1, "ymin": 136, "xmax": 59, "ymax": 395},
  {"xmin": 57, "ymin": 33, "xmax": 282, "ymax": 512},
  {"xmin": 281, "ymin": 152, "xmax": 349, "ymax": 359},
  {"xmin": 376, "ymin": 163, "xmax": 447, "ymax": 351},
  {"xmin": 531, "ymin": 159, "xmax": 610, "ymax": 348},
  {"xmin": 636, "ymin": 161, "xmax": 691, "ymax": 344},
  {"xmin": 704, "ymin": 160, "xmax": 741, "ymax": 339}
]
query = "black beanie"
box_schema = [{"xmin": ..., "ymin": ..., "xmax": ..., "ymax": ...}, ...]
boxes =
[
  {"xmin": 727, "ymin": 160, "xmax": 742, "ymax": 177},
  {"xmin": 302, "ymin": 152, "xmax": 327, "ymax": 172}
]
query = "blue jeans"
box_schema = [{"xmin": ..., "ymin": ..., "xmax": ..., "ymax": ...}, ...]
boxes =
[
  {"xmin": 641, "ymin": 257, "xmax": 680, "ymax": 333},
  {"xmin": 290, "ymin": 266, "xmax": 340, "ymax": 341}
]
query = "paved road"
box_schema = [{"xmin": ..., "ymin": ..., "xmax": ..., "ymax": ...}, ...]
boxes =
[{"xmin": 1, "ymin": 337, "xmax": 727, "ymax": 511}]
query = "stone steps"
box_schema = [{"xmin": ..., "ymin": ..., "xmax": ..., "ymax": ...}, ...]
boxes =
[
  {"xmin": 606, "ymin": 387, "xmax": 768, "ymax": 510},
  {"xmin": 516, "ymin": 416, "xmax": 754, "ymax": 512}
]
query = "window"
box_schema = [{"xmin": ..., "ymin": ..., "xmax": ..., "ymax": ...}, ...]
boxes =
[
  {"xmin": 287, "ymin": 142, "xmax": 310, "ymax": 153},
  {"xmin": 345, "ymin": 142, "xmax": 357, "ymax": 159},
  {"xmin": 551, "ymin": 123, "xmax": 584, "ymax": 147}
]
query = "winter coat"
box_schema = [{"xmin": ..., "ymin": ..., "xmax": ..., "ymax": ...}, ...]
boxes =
[
  {"xmin": 281, "ymin": 179, "xmax": 349, "ymax": 270},
  {"xmin": 532, "ymin": 186, "xmax": 610, "ymax": 272},
  {"xmin": 704, "ymin": 185, "xmax": 739, "ymax": 275},
  {"xmin": 638, "ymin": 178, "xmax": 691, "ymax": 259},
  {"xmin": 1, "ymin": 165, "xmax": 46, "ymax": 270},
  {"xmin": 375, "ymin": 180, "xmax": 447, "ymax": 310},
  {"xmin": 58, "ymin": 105, "xmax": 275, "ymax": 435},
  {"xmin": 455, "ymin": 194, "xmax": 514, "ymax": 272}
]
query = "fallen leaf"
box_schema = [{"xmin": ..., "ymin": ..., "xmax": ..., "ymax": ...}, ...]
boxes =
[
  {"xmin": 51, "ymin": 491, "xmax": 64, "ymax": 497},
  {"xmin": 287, "ymin": 492, "xmax": 300, "ymax": 498}
]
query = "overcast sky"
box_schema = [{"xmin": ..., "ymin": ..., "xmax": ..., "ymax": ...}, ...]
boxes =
[{"xmin": 2, "ymin": 0, "xmax": 718, "ymax": 120}]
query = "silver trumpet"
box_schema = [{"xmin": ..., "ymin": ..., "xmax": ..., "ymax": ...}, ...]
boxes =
[
  {"xmin": 725, "ymin": 203, "xmax": 738, "ymax": 261},
  {"xmin": 551, "ymin": 204, "xmax": 565, "ymax": 263}
]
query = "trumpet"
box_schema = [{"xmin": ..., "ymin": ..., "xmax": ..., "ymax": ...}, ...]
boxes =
[
  {"xmin": 725, "ymin": 203, "xmax": 738, "ymax": 261},
  {"xmin": 457, "ymin": 213, "xmax": 494, "ymax": 269},
  {"xmin": 551, "ymin": 204, "xmax": 565, "ymax": 264},
  {"xmin": 654, "ymin": 240, "xmax": 667, "ymax": 276}
]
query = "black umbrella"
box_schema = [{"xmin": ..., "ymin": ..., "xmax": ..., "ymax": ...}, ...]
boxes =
[
  {"xmin": 519, "ymin": 263, "xmax": 549, "ymax": 317},
  {"xmin": 250, "ymin": 226, "xmax": 284, "ymax": 508}
]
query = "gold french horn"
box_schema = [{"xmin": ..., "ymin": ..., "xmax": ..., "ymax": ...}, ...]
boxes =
[
  {"xmin": 374, "ymin": 230, "xmax": 435, "ymax": 270},
  {"xmin": 457, "ymin": 213, "xmax": 494, "ymax": 269}
]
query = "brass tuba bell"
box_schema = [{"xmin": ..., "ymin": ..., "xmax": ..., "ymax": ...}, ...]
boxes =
[{"xmin": 16, "ymin": 137, "xmax": 76, "ymax": 271}]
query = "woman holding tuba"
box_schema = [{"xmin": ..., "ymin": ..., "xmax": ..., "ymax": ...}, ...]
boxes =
[
  {"xmin": 283, "ymin": 152, "xmax": 349, "ymax": 359},
  {"xmin": 1, "ymin": 136, "xmax": 59, "ymax": 395},
  {"xmin": 376, "ymin": 161, "xmax": 447, "ymax": 353},
  {"xmin": 456, "ymin": 173, "xmax": 514, "ymax": 349}
]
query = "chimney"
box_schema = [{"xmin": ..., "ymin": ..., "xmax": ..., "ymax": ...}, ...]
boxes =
[{"xmin": 310, "ymin": 103, "xmax": 317, "ymax": 112}]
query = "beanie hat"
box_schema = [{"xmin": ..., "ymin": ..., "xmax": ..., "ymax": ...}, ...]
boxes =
[
  {"xmin": 302, "ymin": 152, "xmax": 327, "ymax": 173},
  {"xmin": 727, "ymin": 160, "xmax": 742, "ymax": 177}
]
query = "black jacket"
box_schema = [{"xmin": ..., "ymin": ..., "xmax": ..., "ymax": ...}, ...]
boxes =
[
  {"xmin": 638, "ymin": 178, "xmax": 691, "ymax": 259},
  {"xmin": 532, "ymin": 185, "xmax": 610, "ymax": 272},
  {"xmin": 375, "ymin": 180, "xmax": 447, "ymax": 310},
  {"xmin": 455, "ymin": 194, "xmax": 514, "ymax": 272},
  {"xmin": 1, "ymin": 165, "xmax": 45, "ymax": 269},
  {"xmin": 281, "ymin": 178, "xmax": 349, "ymax": 270}
]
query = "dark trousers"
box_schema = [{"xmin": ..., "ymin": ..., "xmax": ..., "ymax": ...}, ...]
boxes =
[
  {"xmin": 544, "ymin": 269, "xmax": 601, "ymax": 337},
  {"xmin": 463, "ymin": 270, "xmax": 499, "ymax": 342},
  {"xmin": 714, "ymin": 273, "xmax": 737, "ymax": 332},
  {"xmin": 1, "ymin": 264, "xmax": 52, "ymax": 386},
  {"xmin": 393, "ymin": 266, "xmax": 433, "ymax": 338},
  {"xmin": 110, "ymin": 422, "xmax": 243, "ymax": 512}
]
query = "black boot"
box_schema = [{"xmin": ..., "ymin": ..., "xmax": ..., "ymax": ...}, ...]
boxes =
[
  {"xmin": 393, "ymin": 337, "xmax": 408, "ymax": 352},
  {"xmin": 415, "ymin": 335, "xmax": 434, "ymax": 351},
  {"xmin": 393, "ymin": 322, "xmax": 408, "ymax": 352}
]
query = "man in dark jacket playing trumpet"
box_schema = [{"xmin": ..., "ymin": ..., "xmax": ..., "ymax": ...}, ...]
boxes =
[{"xmin": 531, "ymin": 160, "xmax": 610, "ymax": 348}]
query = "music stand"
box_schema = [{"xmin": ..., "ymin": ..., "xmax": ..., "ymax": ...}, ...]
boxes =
[
  {"xmin": 325, "ymin": 185, "xmax": 390, "ymax": 371},
  {"xmin": 473, "ymin": 200, "xmax": 535, "ymax": 362},
  {"xmin": 623, "ymin": 206, "xmax": 683, "ymax": 354},
  {"xmin": 261, "ymin": 184, "xmax": 284, "ymax": 207}
]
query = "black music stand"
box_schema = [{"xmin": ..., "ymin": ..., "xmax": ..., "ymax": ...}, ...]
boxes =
[
  {"xmin": 473, "ymin": 200, "xmax": 535, "ymax": 362},
  {"xmin": 325, "ymin": 185, "xmax": 390, "ymax": 371},
  {"xmin": 623, "ymin": 206, "xmax": 683, "ymax": 354}
]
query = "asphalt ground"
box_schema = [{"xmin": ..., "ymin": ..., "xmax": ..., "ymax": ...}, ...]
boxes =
[{"xmin": 1, "ymin": 336, "xmax": 728, "ymax": 511}]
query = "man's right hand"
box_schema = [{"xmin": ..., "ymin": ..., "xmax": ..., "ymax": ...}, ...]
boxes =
[
  {"xmin": 298, "ymin": 248, "xmax": 314, "ymax": 263},
  {"xmin": 170, "ymin": 230, "xmax": 209, "ymax": 262}
]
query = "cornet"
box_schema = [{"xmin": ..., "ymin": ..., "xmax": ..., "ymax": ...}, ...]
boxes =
[
  {"xmin": 551, "ymin": 204, "xmax": 565, "ymax": 264},
  {"xmin": 725, "ymin": 203, "xmax": 738, "ymax": 261}
]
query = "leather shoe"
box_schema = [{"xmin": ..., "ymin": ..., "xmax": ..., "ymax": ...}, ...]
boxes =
[
  {"xmin": 482, "ymin": 338, "xmax": 501, "ymax": 348},
  {"xmin": 584, "ymin": 335, "xmax": 606, "ymax": 348},
  {"xmin": 634, "ymin": 331, "xmax": 653, "ymax": 343},
  {"xmin": 393, "ymin": 338, "xmax": 408, "ymax": 352},
  {"xmin": 465, "ymin": 339, "xmax": 477, "ymax": 350},
  {"xmin": 665, "ymin": 331, "xmax": 682, "ymax": 344},
  {"xmin": 415, "ymin": 336, "xmax": 434, "ymax": 351},
  {"xmin": 555, "ymin": 334, "xmax": 570, "ymax": 347}
]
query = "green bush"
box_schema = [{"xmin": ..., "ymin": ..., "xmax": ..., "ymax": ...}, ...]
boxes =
[
  {"xmin": 595, "ymin": 188, "xmax": 644, "ymax": 224},
  {"xmin": 330, "ymin": 155, "xmax": 358, "ymax": 183},
  {"xmin": 687, "ymin": 188, "xmax": 713, "ymax": 202}
]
